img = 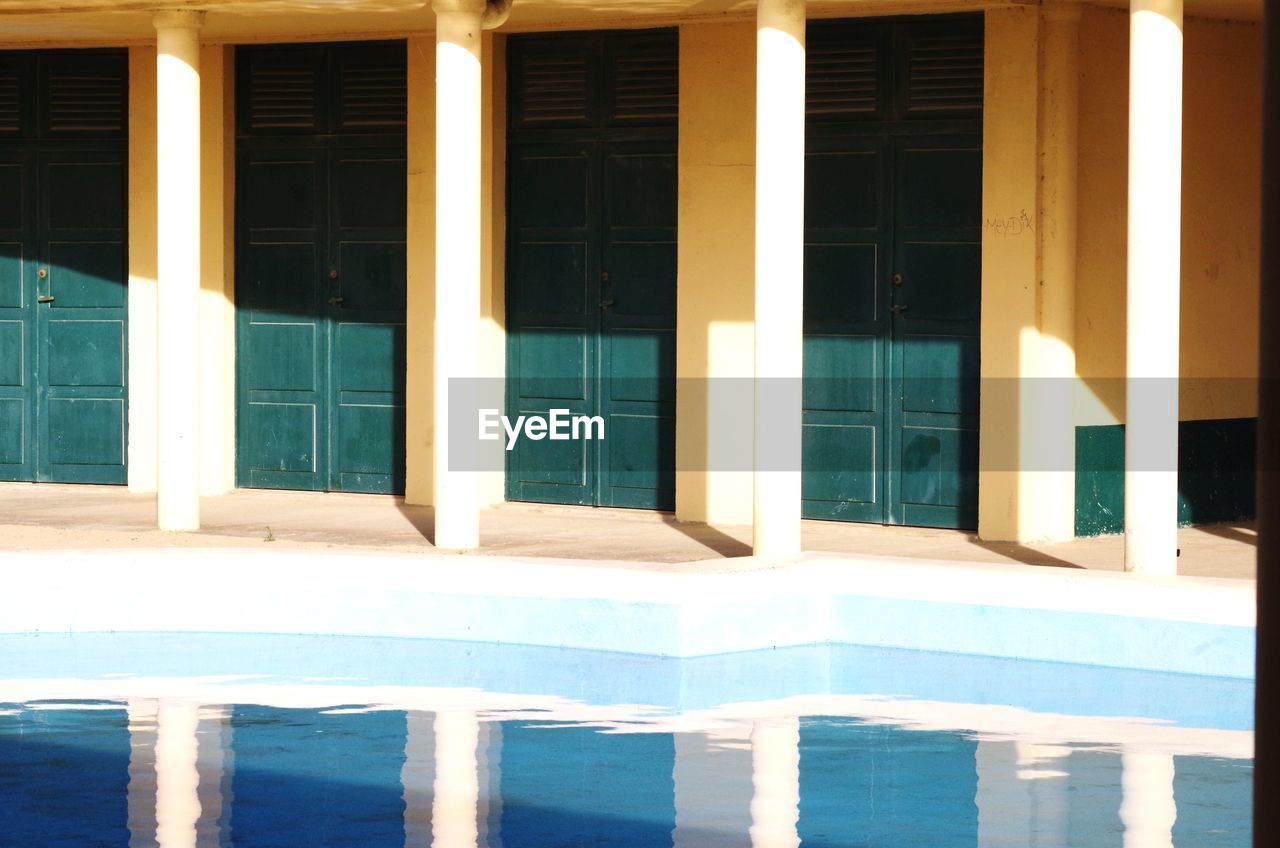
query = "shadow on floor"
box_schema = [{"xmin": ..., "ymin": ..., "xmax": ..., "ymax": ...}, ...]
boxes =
[
  {"xmin": 966, "ymin": 537, "xmax": 1087, "ymax": 570},
  {"xmin": 659, "ymin": 515, "xmax": 752, "ymax": 558},
  {"xmin": 1197, "ymin": 522, "xmax": 1259, "ymax": 547},
  {"xmin": 393, "ymin": 500, "xmax": 437, "ymax": 546}
]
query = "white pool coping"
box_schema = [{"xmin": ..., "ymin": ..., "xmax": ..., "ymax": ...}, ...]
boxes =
[{"xmin": 0, "ymin": 548, "xmax": 1256, "ymax": 678}]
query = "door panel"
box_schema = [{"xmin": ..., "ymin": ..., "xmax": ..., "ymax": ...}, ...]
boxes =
[
  {"xmin": 38, "ymin": 150, "xmax": 127, "ymax": 484},
  {"xmin": 0, "ymin": 153, "xmax": 33, "ymax": 482},
  {"xmin": 890, "ymin": 135, "xmax": 981, "ymax": 528},
  {"xmin": 505, "ymin": 30, "xmax": 677, "ymax": 511},
  {"xmin": 803, "ymin": 17, "xmax": 981, "ymax": 530},
  {"xmin": 802, "ymin": 138, "xmax": 889, "ymax": 524},
  {"xmin": 238, "ymin": 151, "xmax": 325, "ymax": 490},
  {"xmin": 599, "ymin": 142, "xmax": 676, "ymax": 509},
  {"xmin": 0, "ymin": 49, "xmax": 128, "ymax": 485},
  {"xmin": 329, "ymin": 148, "xmax": 406, "ymax": 494}
]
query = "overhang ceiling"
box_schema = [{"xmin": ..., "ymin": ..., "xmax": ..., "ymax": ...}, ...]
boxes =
[{"xmin": 0, "ymin": 0, "xmax": 1262, "ymax": 48}]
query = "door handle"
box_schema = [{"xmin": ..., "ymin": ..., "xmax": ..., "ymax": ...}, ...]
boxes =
[
  {"xmin": 599, "ymin": 299, "xmax": 615, "ymax": 309},
  {"xmin": 327, "ymin": 296, "xmax": 345, "ymax": 306},
  {"xmin": 890, "ymin": 304, "xmax": 908, "ymax": 314},
  {"xmin": 37, "ymin": 295, "xmax": 54, "ymax": 303}
]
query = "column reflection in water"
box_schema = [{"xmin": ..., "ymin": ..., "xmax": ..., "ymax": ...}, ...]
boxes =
[
  {"xmin": 405, "ymin": 711, "xmax": 503, "ymax": 848},
  {"xmin": 128, "ymin": 700, "xmax": 160, "ymax": 848},
  {"xmin": 975, "ymin": 740, "xmax": 1070, "ymax": 848},
  {"xmin": 1120, "ymin": 751, "xmax": 1177, "ymax": 848},
  {"xmin": 194, "ymin": 707, "xmax": 232, "ymax": 848},
  {"xmin": 672, "ymin": 732, "xmax": 753, "ymax": 848},
  {"xmin": 749, "ymin": 718, "xmax": 800, "ymax": 848},
  {"xmin": 154, "ymin": 701, "xmax": 201, "ymax": 848}
]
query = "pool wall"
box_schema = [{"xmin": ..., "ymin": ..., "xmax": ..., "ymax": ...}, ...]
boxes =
[{"xmin": 2, "ymin": 549, "xmax": 1255, "ymax": 679}]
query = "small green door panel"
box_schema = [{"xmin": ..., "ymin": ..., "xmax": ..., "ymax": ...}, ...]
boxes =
[
  {"xmin": 803, "ymin": 17, "xmax": 981, "ymax": 530},
  {"xmin": 0, "ymin": 50, "xmax": 128, "ymax": 485},
  {"xmin": 235, "ymin": 41, "xmax": 406, "ymax": 495},
  {"xmin": 505, "ymin": 33, "xmax": 678, "ymax": 512}
]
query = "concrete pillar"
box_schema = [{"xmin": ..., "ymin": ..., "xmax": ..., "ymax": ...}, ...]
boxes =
[
  {"xmin": 753, "ymin": 0, "xmax": 806, "ymax": 558},
  {"xmin": 1119, "ymin": 751, "xmax": 1177, "ymax": 848},
  {"xmin": 154, "ymin": 701, "xmax": 202, "ymax": 848},
  {"xmin": 749, "ymin": 718, "xmax": 800, "ymax": 848},
  {"xmin": 432, "ymin": 0, "xmax": 486, "ymax": 550},
  {"xmin": 1124, "ymin": 0, "xmax": 1183, "ymax": 574},
  {"xmin": 154, "ymin": 10, "xmax": 204, "ymax": 531},
  {"xmin": 432, "ymin": 710, "xmax": 481, "ymax": 848}
]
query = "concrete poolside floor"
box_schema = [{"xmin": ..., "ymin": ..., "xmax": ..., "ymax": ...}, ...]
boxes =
[{"xmin": 0, "ymin": 482, "xmax": 1256, "ymax": 579}]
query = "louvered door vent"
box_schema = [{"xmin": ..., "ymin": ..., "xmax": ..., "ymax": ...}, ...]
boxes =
[
  {"xmin": 807, "ymin": 40, "xmax": 879, "ymax": 117},
  {"xmin": 514, "ymin": 54, "xmax": 590, "ymax": 126},
  {"xmin": 339, "ymin": 64, "xmax": 406, "ymax": 129},
  {"xmin": 905, "ymin": 30, "xmax": 983, "ymax": 116},
  {"xmin": 610, "ymin": 51, "xmax": 677, "ymax": 122},
  {"xmin": 47, "ymin": 68, "xmax": 125, "ymax": 134},
  {"xmin": 248, "ymin": 63, "xmax": 318, "ymax": 131},
  {"xmin": 0, "ymin": 71, "xmax": 20, "ymax": 135}
]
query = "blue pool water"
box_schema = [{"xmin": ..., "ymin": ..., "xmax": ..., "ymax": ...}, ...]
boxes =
[{"xmin": 0, "ymin": 633, "xmax": 1253, "ymax": 847}]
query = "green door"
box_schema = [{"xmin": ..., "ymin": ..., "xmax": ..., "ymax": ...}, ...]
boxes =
[
  {"xmin": 0, "ymin": 50, "xmax": 128, "ymax": 485},
  {"xmin": 235, "ymin": 43, "xmax": 407, "ymax": 494},
  {"xmin": 803, "ymin": 17, "xmax": 982, "ymax": 529},
  {"xmin": 505, "ymin": 31, "xmax": 677, "ymax": 510}
]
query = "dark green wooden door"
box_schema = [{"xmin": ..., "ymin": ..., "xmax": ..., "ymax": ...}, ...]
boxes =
[
  {"xmin": 0, "ymin": 50, "xmax": 128, "ymax": 485},
  {"xmin": 803, "ymin": 18, "xmax": 982, "ymax": 529},
  {"xmin": 505, "ymin": 31, "xmax": 677, "ymax": 510},
  {"xmin": 235, "ymin": 43, "xmax": 406, "ymax": 494}
]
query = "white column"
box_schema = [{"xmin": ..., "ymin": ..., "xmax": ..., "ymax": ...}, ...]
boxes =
[
  {"xmin": 753, "ymin": 0, "xmax": 806, "ymax": 558},
  {"xmin": 432, "ymin": 710, "xmax": 481, "ymax": 848},
  {"xmin": 1124, "ymin": 0, "xmax": 1183, "ymax": 574},
  {"xmin": 154, "ymin": 10, "xmax": 204, "ymax": 531},
  {"xmin": 155, "ymin": 701, "xmax": 202, "ymax": 848},
  {"xmin": 1119, "ymin": 751, "xmax": 1177, "ymax": 848},
  {"xmin": 749, "ymin": 718, "xmax": 800, "ymax": 848},
  {"xmin": 432, "ymin": 0, "xmax": 486, "ymax": 550}
]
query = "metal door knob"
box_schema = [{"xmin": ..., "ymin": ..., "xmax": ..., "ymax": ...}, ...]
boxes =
[
  {"xmin": 36, "ymin": 268, "xmax": 47, "ymax": 279},
  {"xmin": 599, "ymin": 299, "xmax": 615, "ymax": 309},
  {"xmin": 327, "ymin": 296, "xmax": 345, "ymax": 306},
  {"xmin": 37, "ymin": 295, "xmax": 54, "ymax": 303},
  {"xmin": 890, "ymin": 304, "xmax": 908, "ymax": 314}
]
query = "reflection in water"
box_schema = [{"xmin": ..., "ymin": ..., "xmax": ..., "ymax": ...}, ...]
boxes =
[{"xmin": 0, "ymin": 646, "xmax": 1253, "ymax": 848}]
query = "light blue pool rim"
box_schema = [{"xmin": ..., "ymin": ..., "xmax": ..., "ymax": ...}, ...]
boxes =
[{"xmin": 1, "ymin": 549, "xmax": 1255, "ymax": 679}]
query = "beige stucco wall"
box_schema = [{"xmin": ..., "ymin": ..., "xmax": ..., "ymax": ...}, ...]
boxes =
[
  {"xmin": 674, "ymin": 19, "xmax": 757, "ymax": 527},
  {"xmin": 126, "ymin": 45, "xmax": 158, "ymax": 493},
  {"xmin": 199, "ymin": 43, "xmax": 237, "ymax": 496},
  {"xmin": 1075, "ymin": 7, "xmax": 1263, "ymax": 426}
]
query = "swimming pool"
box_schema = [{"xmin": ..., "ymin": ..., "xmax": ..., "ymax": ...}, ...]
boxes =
[{"xmin": 0, "ymin": 633, "xmax": 1253, "ymax": 846}]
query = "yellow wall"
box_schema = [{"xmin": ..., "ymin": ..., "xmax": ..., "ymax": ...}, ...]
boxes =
[
  {"xmin": 1075, "ymin": 7, "xmax": 1263, "ymax": 426},
  {"xmin": 674, "ymin": 19, "xmax": 756, "ymax": 527},
  {"xmin": 199, "ymin": 43, "xmax": 237, "ymax": 495},
  {"xmin": 405, "ymin": 34, "xmax": 436, "ymax": 505},
  {"xmin": 126, "ymin": 46, "xmax": 158, "ymax": 493}
]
